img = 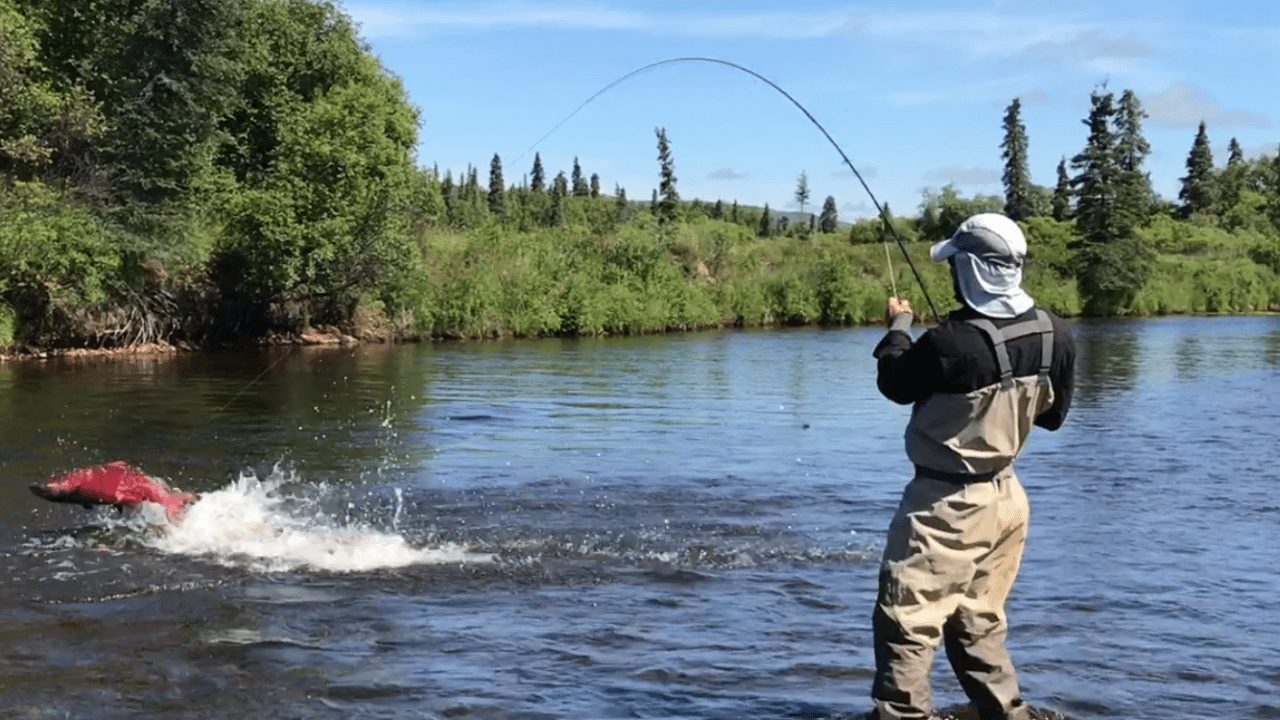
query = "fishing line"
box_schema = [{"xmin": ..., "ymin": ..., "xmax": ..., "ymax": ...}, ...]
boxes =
[
  {"xmin": 518, "ymin": 56, "xmax": 942, "ymax": 322},
  {"xmin": 216, "ymin": 345, "xmax": 295, "ymax": 414}
]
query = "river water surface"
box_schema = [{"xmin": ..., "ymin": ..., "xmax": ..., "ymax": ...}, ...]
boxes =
[{"xmin": 2, "ymin": 317, "xmax": 1278, "ymax": 719}]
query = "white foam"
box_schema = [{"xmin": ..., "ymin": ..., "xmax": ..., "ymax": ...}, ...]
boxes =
[{"xmin": 144, "ymin": 472, "xmax": 489, "ymax": 573}]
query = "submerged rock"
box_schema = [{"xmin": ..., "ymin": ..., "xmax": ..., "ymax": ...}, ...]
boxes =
[
  {"xmin": 933, "ymin": 707, "xmax": 1073, "ymax": 720},
  {"xmin": 852, "ymin": 707, "xmax": 1073, "ymax": 720}
]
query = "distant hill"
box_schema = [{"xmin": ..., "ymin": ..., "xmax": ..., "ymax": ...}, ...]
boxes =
[{"xmin": 625, "ymin": 198, "xmax": 855, "ymax": 229}]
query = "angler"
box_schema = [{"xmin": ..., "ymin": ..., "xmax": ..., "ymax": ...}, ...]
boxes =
[
  {"xmin": 30, "ymin": 461, "xmax": 198, "ymax": 521},
  {"xmin": 870, "ymin": 214, "xmax": 1076, "ymax": 720}
]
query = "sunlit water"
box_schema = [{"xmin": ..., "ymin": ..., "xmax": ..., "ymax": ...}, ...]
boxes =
[{"xmin": 2, "ymin": 317, "xmax": 1278, "ymax": 719}]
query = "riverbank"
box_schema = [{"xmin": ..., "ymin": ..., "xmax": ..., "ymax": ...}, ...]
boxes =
[{"xmin": 5, "ymin": 307, "xmax": 1279, "ymax": 365}]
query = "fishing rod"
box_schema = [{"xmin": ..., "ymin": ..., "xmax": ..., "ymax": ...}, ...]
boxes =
[{"xmin": 517, "ymin": 56, "xmax": 943, "ymax": 323}]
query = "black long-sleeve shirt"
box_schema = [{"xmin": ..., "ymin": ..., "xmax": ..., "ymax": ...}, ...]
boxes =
[{"xmin": 873, "ymin": 306, "xmax": 1076, "ymax": 431}]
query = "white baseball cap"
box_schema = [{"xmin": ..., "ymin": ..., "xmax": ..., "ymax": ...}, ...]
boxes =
[
  {"xmin": 931, "ymin": 213, "xmax": 1034, "ymax": 319},
  {"xmin": 930, "ymin": 212, "xmax": 1028, "ymax": 265}
]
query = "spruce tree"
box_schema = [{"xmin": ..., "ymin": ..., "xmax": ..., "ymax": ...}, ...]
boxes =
[
  {"xmin": 460, "ymin": 165, "xmax": 475, "ymax": 202},
  {"xmin": 1114, "ymin": 89, "xmax": 1153, "ymax": 233},
  {"xmin": 571, "ymin": 157, "xmax": 589, "ymax": 197},
  {"xmin": 819, "ymin": 195, "xmax": 838, "ymax": 232},
  {"xmin": 1267, "ymin": 147, "xmax": 1280, "ymax": 232},
  {"xmin": 488, "ymin": 153, "xmax": 506, "ymax": 219},
  {"xmin": 758, "ymin": 203, "xmax": 771, "ymax": 237},
  {"xmin": 731, "ymin": 200, "xmax": 739, "ymax": 223},
  {"xmin": 712, "ymin": 199, "xmax": 724, "ymax": 219},
  {"xmin": 1001, "ymin": 97, "xmax": 1033, "ymax": 220},
  {"xmin": 1219, "ymin": 137, "xmax": 1247, "ymax": 214},
  {"xmin": 589, "ymin": 173, "xmax": 600, "ymax": 198},
  {"xmin": 548, "ymin": 171, "xmax": 567, "ymax": 226},
  {"xmin": 441, "ymin": 170, "xmax": 457, "ymax": 225},
  {"xmin": 1071, "ymin": 90, "xmax": 1119, "ymax": 247},
  {"xmin": 1228, "ymin": 138, "xmax": 1245, "ymax": 166},
  {"xmin": 655, "ymin": 127, "xmax": 681, "ymax": 226},
  {"xmin": 1071, "ymin": 88, "xmax": 1153, "ymax": 314},
  {"xmin": 1178, "ymin": 120, "xmax": 1216, "ymax": 217},
  {"xmin": 650, "ymin": 188, "xmax": 658, "ymax": 214},
  {"xmin": 1052, "ymin": 157, "xmax": 1072, "ymax": 221},
  {"xmin": 530, "ymin": 152, "xmax": 545, "ymax": 193},
  {"xmin": 614, "ymin": 184, "xmax": 630, "ymax": 223},
  {"xmin": 794, "ymin": 171, "xmax": 811, "ymax": 214}
]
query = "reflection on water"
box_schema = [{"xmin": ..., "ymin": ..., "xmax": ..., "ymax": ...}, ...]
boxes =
[
  {"xmin": 2, "ymin": 316, "xmax": 1279, "ymax": 720},
  {"xmin": 1074, "ymin": 319, "xmax": 1143, "ymax": 405}
]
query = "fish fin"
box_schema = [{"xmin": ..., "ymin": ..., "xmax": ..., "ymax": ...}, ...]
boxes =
[{"xmin": 81, "ymin": 503, "xmax": 93, "ymax": 510}]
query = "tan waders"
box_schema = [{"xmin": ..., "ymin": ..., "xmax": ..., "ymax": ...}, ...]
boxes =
[{"xmin": 872, "ymin": 311, "xmax": 1055, "ymax": 720}]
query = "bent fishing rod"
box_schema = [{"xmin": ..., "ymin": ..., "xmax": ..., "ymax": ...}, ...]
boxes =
[{"xmin": 517, "ymin": 56, "xmax": 943, "ymax": 323}]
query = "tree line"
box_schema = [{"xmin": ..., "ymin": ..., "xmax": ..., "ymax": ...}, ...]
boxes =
[{"xmin": 2, "ymin": 0, "xmax": 1278, "ymax": 350}]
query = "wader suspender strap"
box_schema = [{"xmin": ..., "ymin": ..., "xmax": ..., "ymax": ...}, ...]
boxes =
[{"xmin": 965, "ymin": 310, "xmax": 1054, "ymax": 388}]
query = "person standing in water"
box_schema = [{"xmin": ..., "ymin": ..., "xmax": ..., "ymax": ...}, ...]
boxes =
[{"xmin": 869, "ymin": 213, "xmax": 1076, "ymax": 720}]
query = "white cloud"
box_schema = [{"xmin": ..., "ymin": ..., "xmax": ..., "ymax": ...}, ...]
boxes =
[
  {"xmin": 1019, "ymin": 88, "xmax": 1050, "ymax": 106},
  {"xmin": 1021, "ymin": 29, "xmax": 1153, "ymax": 62},
  {"xmin": 887, "ymin": 76, "xmax": 1035, "ymax": 107},
  {"xmin": 1244, "ymin": 143, "xmax": 1278, "ymax": 160},
  {"xmin": 840, "ymin": 200, "xmax": 873, "ymax": 216},
  {"xmin": 1145, "ymin": 84, "xmax": 1273, "ymax": 129},
  {"xmin": 923, "ymin": 166, "xmax": 1002, "ymax": 185},
  {"xmin": 347, "ymin": 3, "xmax": 649, "ymax": 37},
  {"xmin": 831, "ymin": 165, "xmax": 876, "ymax": 179},
  {"xmin": 345, "ymin": 1, "xmax": 1153, "ymax": 59},
  {"xmin": 346, "ymin": 1, "xmax": 871, "ymax": 39},
  {"xmin": 707, "ymin": 168, "xmax": 748, "ymax": 181}
]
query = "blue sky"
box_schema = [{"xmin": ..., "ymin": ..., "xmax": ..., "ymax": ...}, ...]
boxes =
[{"xmin": 343, "ymin": 0, "xmax": 1280, "ymax": 220}]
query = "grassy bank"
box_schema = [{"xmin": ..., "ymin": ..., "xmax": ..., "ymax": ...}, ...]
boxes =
[{"xmin": 398, "ymin": 213, "xmax": 1277, "ymax": 340}]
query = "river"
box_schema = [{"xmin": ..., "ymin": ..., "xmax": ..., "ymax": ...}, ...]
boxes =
[{"xmin": 2, "ymin": 316, "xmax": 1278, "ymax": 719}]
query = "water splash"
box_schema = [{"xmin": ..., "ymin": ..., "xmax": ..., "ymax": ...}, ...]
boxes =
[{"xmin": 144, "ymin": 470, "xmax": 490, "ymax": 573}]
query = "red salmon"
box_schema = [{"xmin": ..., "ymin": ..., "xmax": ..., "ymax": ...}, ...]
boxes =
[{"xmin": 30, "ymin": 461, "xmax": 197, "ymax": 521}]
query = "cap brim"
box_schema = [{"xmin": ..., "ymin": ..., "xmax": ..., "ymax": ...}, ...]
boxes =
[{"xmin": 929, "ymin": 238, "xmax": 959, "ymax": 262}]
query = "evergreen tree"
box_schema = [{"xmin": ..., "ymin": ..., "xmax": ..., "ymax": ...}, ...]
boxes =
[
  {"xmin": 712, "ymin": 199, "xmax": 724, "ymax": 219},
  {"xmin": 731, "ymin": 200, "xmax": 739, "ymax": 223},
  {"xmin": 614, "ymin": 184, "xmax": 630, "ymax": 223},
  {"xmin": 1001, "ymin": 97, "xmax": 1033, "ymax": 220},
  {"xmin": 794, "ymin": 171, "xmax": 811, "ymax": 214},
  {"xmin": 808, "ymin": 214, "xmax": 816, "ymax": 233},
  {"xmin": 441, "ymin": 169, "xmax": 454, "ymax": 197},
  {"xmin": 548, "ymin": 171, "xmax": 567, "ymax": 226},
  {"xmin": 1052, "ymin": 157, "xmax": 1072, "ymax": 221},
  {"xmin": 1267, "ymin": 147, "xmax": 1280, "ymax": 232},
  {"xmin": 1228, "ymin": 138, "xmax": 1245, "ymax": 166},
  {"xmin": 776, "ymin": 216, "xmax": 790, "ymax": 235},
  {"xmin": 1219, "ymin": 137, "xmax": 1247, "ymax": 214},
  {"xmin": 488, "ymin": 153, "xmax": 505, "ymax": 219},
  {"xmin": 650, "ymin": 188, "xmax": 658, "ymax": 214},
  {"xmin": 1071, "ymin": 88, "xmax": 1153, "ymax": 314},
  {"xmin": 758, "ymin": 203, "xmax": 772, "ymax": 237},
  {"xmin": 1071, "ymin": 90, "xmax": 1119, "ymax": 247},
  {"xmin": 530, "ymin": 152, "xmax": 545, "ymax": 193},
  {"xmin": 655, "ymin": 127, "xmax": 681, "ymax": 226},
  {"xmin": 1114, "ymin": 89, "xmax": 1153, "ymax": 233},
  {"xmin": 1178, "ymin": 120, "xmax": 1216, "ymax": 217},
  {"xmin": 818, "ymin": 195, "xmax": 839, "ymax": 232},
  {"xmin": 441, "ymin": 169, "xmax": 458, "ymax": 225},
  {"xmin": 571, "ymin": 156, "xmax": 589, "ymax": 197},
  {"xmin": 465, "ymin": 165, "xmax": 479, "ymax": 201},
  {"xmin": 589, "ymin": 172, "xmax": 600, "ymax": 198}
]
